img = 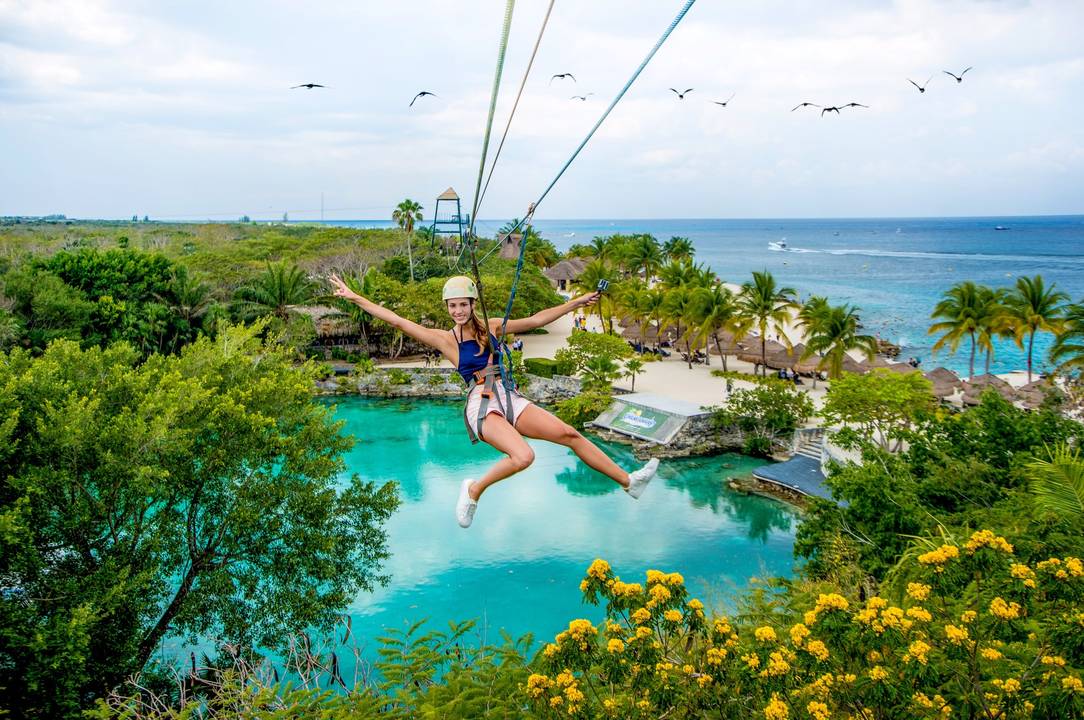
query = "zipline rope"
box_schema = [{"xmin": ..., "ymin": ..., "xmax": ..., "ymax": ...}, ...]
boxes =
[{"xmin": 474, "ymin": 0, "xmax": 556, "ymax": 221}]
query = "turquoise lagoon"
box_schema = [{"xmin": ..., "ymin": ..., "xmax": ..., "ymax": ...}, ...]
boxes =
[{"xmin": 332, "ymin": 397, "xmax": 798, "ymax": 657}]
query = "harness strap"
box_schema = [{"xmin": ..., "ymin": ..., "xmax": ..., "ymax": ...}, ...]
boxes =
[{"xmin": 463, "ymin": 361, "xmax": 518, "ymax": 444}]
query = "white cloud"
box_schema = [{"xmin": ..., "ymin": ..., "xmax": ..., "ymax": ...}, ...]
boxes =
[{"xmin": 0, "ymin": 0, "xmax": 1082, "ymax": 218}]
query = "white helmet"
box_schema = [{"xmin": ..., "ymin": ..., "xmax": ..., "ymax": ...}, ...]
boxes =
[{"xmin": 442, "ymin": 275, "xmax": 478, "ymax": 301}]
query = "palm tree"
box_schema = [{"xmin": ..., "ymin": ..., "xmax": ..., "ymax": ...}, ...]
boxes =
[
  {"xmin": 975, "ymin": 287, "xmax": 1009, "ymax": 376},
  {"xmin": 1027, "ymin": 444, "xmax": 1084, "ymax": 523},
  {"xmin": 692, "ymin": 284, "xmax": 742, "ymax": 371},
  {"xmin": 636, "ymin": 287, "xmax": 667, "ymax": 353},
  {"xmin": 929, "ymin": 281, "xmax": 987, "ymax": 380},
  {"xmin": 573, "ymin": 259, "xmax": 616, "ymax": 331},
  {"xmin": 392, "ymin": 199, "xmax": 424, "ymax": 282},
  {"xmin": 801, "ymin": 302, "xmax": 878, "ymax": 379},
  {"xmin": 234, "ymin": 262, "xmax": 314, "ymax": 321},
  {"xmin": 623, "ymin": 357, "xmax": 645, "ymax": 391},
  {"xmin": 1005, "ymin": 275, "xmax": 1068, "ymax": 383},
  {"xmin": 662, "ymin": 236, "xmax": 694, "ymax": 263},
  {"xmin": 737, "ymin": 271, "xmax": 797, "ymax": 377},
  {"xmin": 339, "ymin": 267, "xmax": 380, "ymax": 350},
  {"xmin": 1051, "ymin": 301, "xmax": 1084, "ymax": 373},
  {"xmin": 661, "ymin": 286, "xmax": 700, "ymax": 369},
  {"xmin": 624, "ymin": 234, "xmax": 664, "ymax": 281},
  {"xmin": 157, "ymin": 268, "xmax": 214, "ymax": 351}
]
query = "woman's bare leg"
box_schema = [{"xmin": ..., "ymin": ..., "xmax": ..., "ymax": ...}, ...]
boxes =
[
  {"xmin": 513, "ymin": 404, "xmax": 631, "ymax": 488},
  {"xmin": 471, "ymin": 413, "xmax": 535, "ymax": 500}
]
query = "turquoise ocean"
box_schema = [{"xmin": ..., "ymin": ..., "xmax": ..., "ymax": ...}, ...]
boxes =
[{"xmin": 318, "ymin": 215, "xmax": 1084, "ymax": 376}]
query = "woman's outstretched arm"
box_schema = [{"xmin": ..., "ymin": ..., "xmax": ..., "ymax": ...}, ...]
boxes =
[
  {"xmin": 496, "ymin": 291, "xmax": 599, "ymax": 334},
  {"xmin": 328, "ymin": 275, "xmax": 452, "ymax": 353}
]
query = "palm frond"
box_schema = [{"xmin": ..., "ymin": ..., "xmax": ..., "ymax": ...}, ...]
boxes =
[{"xmin": 1027, "ymin": 444, "xmax": 1084, "ymax": 521}]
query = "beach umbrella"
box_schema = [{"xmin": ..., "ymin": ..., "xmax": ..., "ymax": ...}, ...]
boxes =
[
  {"xmin": 1016, "ymin": 379, "xmax": 1054, "ymax": 410},
  {"xmin": 706, "ymin": 330, "xmax": 744, "ymax": 356},
  {"xmin": 794, "ymin": 350, "xmax": 826, "ymax": 376},
  {"xmin": 884, "ymin": 362, "xmax": 921, "ymax": 375},
  {"xmin": 924, "ymin": 367, "xmax": 962, "ymax": 398},
  {"xmin": 859, "ymin": 355, "xmax": 892, "ymax": 371},
  {"xmin": 839, "ymin": 354, "xmax": 868, "ymax": 375},
  {"xmin": 961, "ymin": 373, "xmax": 1015, "ymax": 405},
  {"xmin": 738, "ymin": 339, "xmax": 787, "ymax": 367}
]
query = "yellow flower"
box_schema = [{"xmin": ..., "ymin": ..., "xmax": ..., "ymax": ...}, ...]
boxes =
[
  {"xmin": 868, "ymin": 650, "xmax": 882, "ymax": 663},
  {"xmin": 635, "ymin": 626, "xmax": 652, "ymax": 639},
  {"xmin": 869, "ymin": 665, "xmax": 888, "ymax": 682},
  {"xmin": 1010, "ymin": 563, "xmax": 1035, "ymax": 580},
  {"xmin": 697, "ymin": 673, "xmax": 714, "ymax": 687},
  {"xmin": 907, "ymin": 606, "xmax": 932, "ymax": 622},
  {"xmin": 549, "ymin": 695, "xmax": 563, "ymax": 708},
  {"xmin": 807, "ymin": 700, "xmax": 830, "ymax": 720},
  {"xmin": 603, "ymin": 698, "xmax": 618, "ymax": 712},
  {"xmin": 960, "ymin": 610, "xmax": 977, "ymax": 624},
  {"xmin": 648, "ymin": 584, "xmax": 671, "ymax": 606},
  {"xmin": 764, "ymin": 694, "xmax": 789, "ymax": 720},
  {"xmin": 714, "ymin": 619, "xmax": 733, "ymax": 636},
  {"xmin": 743, "ymin": 653, "xmax": 761, "ymax": 670},
  {"xmin": 555, "ymin": 669, "xmax": 575, "ymax": 687},
  {"xmin": 905, "ymin": 640, "xmax": 931, "ymax": 665},
  {"xmin": 607, "ymin": 638, "xmax": 625, "ymax": 654},
  {"xmin": 964, "ymin": 529, "xmax": 1014, "ymax": 554},
  {"xmin": 790, "ymin": 623, "xmax": 811, "ymax": 646},
  {"xmin": 814, "ymin": 593, "xmax": 850, "ymax": 612},
  {"xmin": 867, "ymin": 596, "xmax": 888, "ymax": 610},
  {"xmin": 706, "ymin": 647, "xmax": 727, "ymax": 666},
  {"xmin": 1041, "ymin": 655, "xmax": 1066, "ymax": 666},
  {"xmin": 803, "ymin": 609, "xmax": 819, "ymax": 626},
  {"xmin": 805, "ymin": 640, "xmax": 830, "ymax": 662},
  {"xmin": 646, "ymin": 569, "xmax": 665, "ymax": 585},
  {"xmin": 587, "ymin": 558, "xmax": 611, "ymax": 580},
  {"xmin": 1063, "ymin": 676, "xmax": 1084, "ymax": 694},
  {"xmin": 913, "ymin": 692, "xmax": 934, "ymax": 708},
  {"xmin": 526, "ymin": 673, "xmax": 551, "ymax": 698},
  {"xmin": 631, "ymin": 607, "xmax": 651, "ymax": 625},
  {"xmin": 760, "ymin": 651, "xmax": 790, "ymax": 677},
  {"xmin": 543, "ymin": 643, "xmax": 558, "ymax": 658},
  {"xmin": 918, "ymin": 544, "xmax": 960, "ymax": 571},
  {"xmin": 981, "ymin": 648, "xmax": 1003, "ymax": 661},
  {"xmin": 755, "ymin": 626, "xmax": 778, "ymax": 643},
  {"xmin": 688, "ymin": 598, "xmax": 704, "ymax": 611},
  {"xmin": 988, "ymin": 597, "xmax": 1022, "ymax": 621},
  {"xmin": 579, "ymin": 579, "xmax": 589, "ymax": 593},
  {"xmin": 998, "ymin": 678, "xmax": 1021, "ymax": 694},
  {"xmin": 907, "ymin": 582, "xmax": 932, "ymax": 601},
  {"xmin": 664, "ymin": 609, "xmax": 682, "ymax": 623},
  {"xmin": 944, "ymin": 624, "xmax": 970, "ymax": 644},
  {"xmin": 666, "ymin": 572, "xmax": 685, "ymax": 586}
]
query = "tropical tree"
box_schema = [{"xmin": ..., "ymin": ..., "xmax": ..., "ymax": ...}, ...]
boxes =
[
  {"xmin": 338, "ymin": 267, "xmax": 381, "ymax": 350},
  {"xmin": 624, "ymin": 234, "xmax": 664, "ymax": 280},
  {"xmin": 691, "ymin": 283, "xmax": 742, "ymax": 370},
  {"xmin": 1005, "ymin": 274, "xmax": 1068, "ymax": 383},
  {"xmin": 737, "ymin": 270, "xmax": 797, "ymax": 377},
  {"xmin": 393, "ymin": 199, "xmax": 424, "ymax": 282},
  {"xmin": 234, "ymin": 262, "xmax": 315, "ymax": 321},
  {"xmin": 657, "ymin": 259, "xmax": 710, "ymax": 291},
  {"xmin": 623, "ymin": 357, "xmax": 644, "ymax": 391},
  {"xmin": 662, "ymin": 236, "xmax": 694, "ymax": 263},
  {"xmin": 660, "ymin": 286, "xmax": 700, "ymax": 369},
  {"xmin": 975, "ymin": 286, "xmax": 1009, "ymax": 376},
  {"xmin": 801, "ymin": 301, "xmax": 878, "ymax": 379},
  {"xmin": 572, "ymin": 259, "xmax": 617, "ymax": 332},
  {"xmin": 497, "ymin": 220, "xmax": 559, "ymax": 267},
  {"xmin": 1027, "ymin": 444, "xmax": 1084, "ymax": 523},
  {"xmin": 636, "ymin": 287, "xmax": 667, "ymax": 353},
  {"xmin": 928, "ymin": 281, "xmax": 988, "ymax": 380},
  {"xmin": 1051, "ymin": 300, "xmax": 1084, "ymax": 373}
]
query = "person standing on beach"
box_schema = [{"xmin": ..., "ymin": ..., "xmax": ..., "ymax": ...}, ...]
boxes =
[{"xmin": 328, "ymin": 274, "xmax": 659, "ymax": 528}]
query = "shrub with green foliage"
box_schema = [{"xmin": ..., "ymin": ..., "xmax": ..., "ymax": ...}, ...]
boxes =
[
  {"xmin": 555, "ymin": 391, "xmax": 614, "ymax": 430},
  {"xmin": 525, "ymin": 357, "xmax": 559, "ymax": 378},
  {"xmin": 0, "ymin": 323, "xmax": 398, "ymax": 717},
  {"xmin": 553, "ymin": 331, "xmax": 633, "ymax": 378},
  {"xmin": 711, "ymin": 379, "xmax": 815, "ymax": 457},
  {"xmin": 821, "ymin": 369, "xmax": 935, "ymax": 452}
]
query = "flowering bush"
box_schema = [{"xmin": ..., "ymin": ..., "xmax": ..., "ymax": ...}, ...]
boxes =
[{"xmin": 525, "ymin": 533, "xmax": 1084, "ymax": 719}]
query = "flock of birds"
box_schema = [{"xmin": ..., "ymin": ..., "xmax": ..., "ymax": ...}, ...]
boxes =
[{"xmin": 290, "ymin": 66, "xmax": 974, "ymax": 117}]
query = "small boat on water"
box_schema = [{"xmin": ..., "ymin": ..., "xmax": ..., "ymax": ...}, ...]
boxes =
[
  {"xmin": 994, "ymin": 225, "xmax": 1010, "ymax": 231},
  {"xmin": 768, "ymin": 239, "xmax": 788, "ymax": 251}
]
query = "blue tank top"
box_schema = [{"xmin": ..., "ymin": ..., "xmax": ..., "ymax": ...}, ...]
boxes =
[{"xmin": 454, "ymin": 328, "xmax": 499, "ymax": 384}]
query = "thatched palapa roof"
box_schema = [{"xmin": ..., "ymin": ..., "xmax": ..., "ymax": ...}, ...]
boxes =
[
  {"xmin": 543, "ymin": 257, "xmax": 589, "ymax": 283},
  {"xmin": 961, "ymin": 373, "xmax": 1016, "ymax": 405},
  {"xmin": 923, "ymin": 367, "xmax": 962, "ymax": 398}
]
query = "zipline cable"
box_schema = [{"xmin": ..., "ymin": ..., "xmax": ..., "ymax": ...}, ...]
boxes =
[{"xmin": 474, "ymin": 0, "xmax": 556, "ymax": 221}]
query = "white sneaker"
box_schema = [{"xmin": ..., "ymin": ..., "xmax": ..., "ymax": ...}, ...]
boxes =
[
  {"xmin": 456, "ymin": 478, "xmax": 478, "ymax": 528},
  {"xmin": 626, "ymin": 458, "xmax": 659, "ymax": 500}
]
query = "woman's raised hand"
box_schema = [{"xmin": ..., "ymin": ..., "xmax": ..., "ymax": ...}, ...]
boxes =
[
  {"xmin": 328, "ymin": 274, "xmax": 362, "ymax": 303},
  {"xmin": 574, "ymin": 291, "xmax": 601, "ymax": 308}
]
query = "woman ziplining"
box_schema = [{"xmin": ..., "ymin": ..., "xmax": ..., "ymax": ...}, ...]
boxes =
[{"xmin": 327, "ymin": 273, "xmax": 659, "ymax": 529}]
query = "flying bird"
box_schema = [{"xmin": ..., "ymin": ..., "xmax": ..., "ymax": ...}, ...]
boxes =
[
  {"xmin": 291, "ymin": 83, "xmax": 325, "ymax": 89},
  {"xmin": 550, "ymin": 73, "xmax": 576, "ymax": 84},
  {"xmin": 791, "ymin": 102, "xmax": 821, "ymax": 111},
  {"xmin": 712, "ymin": 93, "xmax": 736, "ymax": 107},
  {"xmin": 820, "ymin": 102, "xmax": 868, "ymax": 116},
  {"xmin": 570, "ymin": 93, "xmax": 593, "ymax": 101},
  {"xmin": 943, "ymin": 67, "xmax": 972, "ymax": 83},
  {"xmin": 409, "ymin": 91, "xmax": 438, "ymax": 107},
  {"xmin": 669, "ymin": 87, "xmax": 694, "ymax": 99},
  {"xmin": 908, "ymin": 76, "xmax": 933, "ymax": 93}
]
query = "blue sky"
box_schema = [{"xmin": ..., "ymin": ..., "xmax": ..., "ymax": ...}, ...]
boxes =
[{"xmin": 1, "ymin": 0, "xmax": 1082, "ymax": 220}]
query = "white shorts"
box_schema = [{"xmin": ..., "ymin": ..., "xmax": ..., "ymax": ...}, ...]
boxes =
[{"xmin": 464, "ymin": 383, "xmax": 533, "ymax": 429}]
